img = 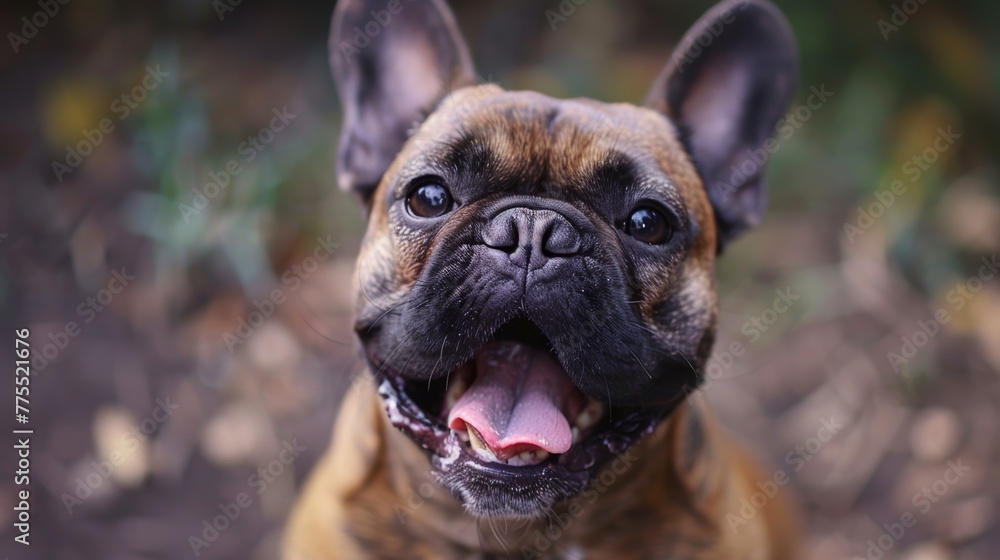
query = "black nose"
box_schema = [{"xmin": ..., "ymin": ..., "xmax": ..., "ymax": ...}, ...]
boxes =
[{"xmin": 482, "ymin": 207, "xmax": 583, "ymax": 269}]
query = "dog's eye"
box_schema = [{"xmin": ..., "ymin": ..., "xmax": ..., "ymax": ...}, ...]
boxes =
[
  {"xmin": 625, "ymin": 207, "xmax": 672, "ymax": 244},
  {"xmin": 406, "ymin": 183, "xmax": 453, "ymax": 218}
]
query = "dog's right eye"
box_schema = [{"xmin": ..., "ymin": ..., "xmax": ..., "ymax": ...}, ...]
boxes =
[
  {"xmin": 624, "ymin": 206, "xmax": 672, "ymax": 245},
  {"xmin": 406, "ymin": 182, "xmax": 453, "ymax": 218}
]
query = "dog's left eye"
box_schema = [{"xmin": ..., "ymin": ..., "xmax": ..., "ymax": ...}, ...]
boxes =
[
  {"xmin": 406, "ymin": 182, "xmax": 453, "ymax": 218},
  {"xmin": 625, "ymin": 207, "xmax": 672, "ymax": 244}
]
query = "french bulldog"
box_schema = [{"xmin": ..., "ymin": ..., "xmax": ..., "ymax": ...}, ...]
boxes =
[{"xmin": 285, "ymin": 0, "xmax": 801, "ymax": 557}]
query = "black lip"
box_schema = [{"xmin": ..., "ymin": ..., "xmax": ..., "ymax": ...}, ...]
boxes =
[{"xmin": 374, "ymin": 366, "xmax": 672, "ymax": 474}]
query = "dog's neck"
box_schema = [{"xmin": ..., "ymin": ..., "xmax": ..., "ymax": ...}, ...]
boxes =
[{"xmin": 339, "ymin": 377, "xmax": 729, "ymax": 557}]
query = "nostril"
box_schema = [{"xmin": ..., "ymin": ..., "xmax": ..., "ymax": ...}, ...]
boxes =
[
  {"xmin": 483, "ymin": 214, "xmax": 519, "ymax": 253},
  {"xmin": 541, "ymin": 219, "xmax": 582, "ymax": 256}
]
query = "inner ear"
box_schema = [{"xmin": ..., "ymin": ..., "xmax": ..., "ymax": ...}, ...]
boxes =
[
  {"xmin": 645, "ymin": 0, "xmax": 799, "ymax": 251},
  {"xmin": 330, "ymin": 0, "xmax": 478, "ymax": 210}
]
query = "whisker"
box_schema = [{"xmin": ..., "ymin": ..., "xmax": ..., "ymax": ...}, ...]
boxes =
[
  {"xmin": 371, "ymin": 331, "xmax": 417, "ymax": 379},
  {"xmin": 627, "ymin": 348, "xmax": 652, "ymax": 379},
  {"xmin": 428, "ymin": 335, "xmax": 449, "ymax": 391},
  {"xmin": 600, "ymin": 367, "xmax": 613, "ymax": 421},
  {"xmin": 367, "ymin": 300, "xmax": 405, "ymax": 333},
  {"xmin": 296, "ymin": 307, "xmax": 351, "ymax": 346},
  {"xmin": 676, "ymin": 350, "xmax": 703, "ymax": 384}
]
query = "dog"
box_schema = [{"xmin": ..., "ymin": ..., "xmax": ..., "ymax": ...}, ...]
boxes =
[{"xmin": 285, "ymin": 0, "xmax": 800, "ymax": 557}]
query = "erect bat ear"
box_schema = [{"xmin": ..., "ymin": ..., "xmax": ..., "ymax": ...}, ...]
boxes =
[
  {"xmin": 329, "ymin": 0, "xmax": 478, "ymax": 210},
  {"xmin": 645, "ymin": 0, "xmax": 799, "ymax": 251}
]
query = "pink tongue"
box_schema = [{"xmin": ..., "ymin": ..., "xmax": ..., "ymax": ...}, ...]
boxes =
[{"xmin": 447, "ymin": 341, "xmax": 585, "ymax": 460}]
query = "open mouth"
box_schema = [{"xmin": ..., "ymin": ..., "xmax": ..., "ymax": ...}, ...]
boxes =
[{"xmin": 375, "ymin": 319, "xmax": 669, "ymax": 484}]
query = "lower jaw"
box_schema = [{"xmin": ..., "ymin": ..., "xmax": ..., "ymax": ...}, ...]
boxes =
[{"xmin": 432, "ymin": 449, "xmax": 593, "ymax": 518}]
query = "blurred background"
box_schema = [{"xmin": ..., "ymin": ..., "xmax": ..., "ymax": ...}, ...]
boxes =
[{"xmin": 0, "ymin": 0, "xmax": 998, "ymax": 558}]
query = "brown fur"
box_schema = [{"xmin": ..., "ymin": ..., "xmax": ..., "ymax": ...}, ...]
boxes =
[{"xmin": 286, "ymin": 0, "xmax": 801, "ymax": 556}]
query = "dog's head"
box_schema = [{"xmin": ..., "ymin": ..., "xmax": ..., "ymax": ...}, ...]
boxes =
[{"xmin": 330, "ymin": 0, "xmax": 797, "ymax": 518}]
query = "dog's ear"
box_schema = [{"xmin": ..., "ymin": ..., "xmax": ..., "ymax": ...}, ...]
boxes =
[
  {"xmin": 330, "ymin": 0, "xmax": 477, "ymax": 208},
  {"xmin": 645, "ymin": 0, "xmax": 798, "ymax": 250}
]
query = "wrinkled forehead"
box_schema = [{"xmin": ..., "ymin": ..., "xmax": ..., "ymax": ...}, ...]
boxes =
[{"xmin": 401, "ymin": 85, "xmax": 706, "ymax": 205}]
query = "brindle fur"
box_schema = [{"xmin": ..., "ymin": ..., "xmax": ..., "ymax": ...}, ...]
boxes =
[{"xmin": 286, "ymin": 0, "xmax": 800, "ymax": 557}]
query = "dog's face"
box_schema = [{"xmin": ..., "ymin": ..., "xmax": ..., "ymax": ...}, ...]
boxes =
[{"xmin": 330, "ymin": 0, "xmax": 797, "ymax": 517}]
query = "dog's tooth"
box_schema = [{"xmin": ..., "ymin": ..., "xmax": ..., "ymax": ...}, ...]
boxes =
[
  {"xmin": 573, "ymin": 398, "xmax": 605, "ymax": 430},
  {"xmin": 467, "ymin": 426, "xmax": 485, "ymax": 450},
  {"xmin": 444, "ymin": 377, "xmax": 469, "ymax": 411},
  {"xmin": 507, "ymin": 449, "xmax": 549, "ymax": 467},
  {"xmin": 467, "ymin": 426, "xmax": 502, "ymax": 462},
  {"xmin": 571, "ymin": 426, "xmax": 581, "ymax": 444}
]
